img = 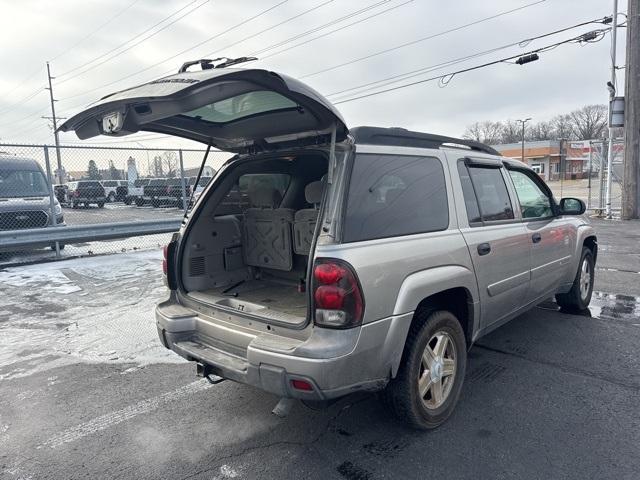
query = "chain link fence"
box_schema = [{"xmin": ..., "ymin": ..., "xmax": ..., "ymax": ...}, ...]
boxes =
[
  {"xmin": 0, "ymin": 143, "xmax": 230, "ymax": 266},
  {"xmin": 541, "ymin": 139, "xmax": 625, "ymax": 215}
]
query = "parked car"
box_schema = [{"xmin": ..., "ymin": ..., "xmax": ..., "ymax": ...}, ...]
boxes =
[
  {"xmin": 53, "ymin": 184, "xmax": 69, "ymax": 205},
  {"xmin": 0, "ymin": 156, "xmax": 65, "ymax": 249},
  {"xmin": 125, "ymin": 178, "xmax": 149, "ymax": 206},
  {"xmin": 60, "ymin": 66, "xmax": 597, "ymax": 429},
  {"xmin": 101, "ymin": 180, "xmax": 127, "ymax": 202},
  {"xmin": 188, "ymin": 176, "xmax": 212, "ymax": 204},
  {"xmin": 115, "ymin": 181, "xmax": 129, "ymax": 203},
  {"xmin": 67, "ymin": 180, "xmax": 106, "ymax": 208},
  {"xmin": 142, "ymin": 178, "xmax": 171, "ymax": 207}
]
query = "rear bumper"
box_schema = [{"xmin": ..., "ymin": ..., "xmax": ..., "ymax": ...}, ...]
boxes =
[{"xmin": 155, "ymin": 299, "xmax": 412, "ymax": 400}]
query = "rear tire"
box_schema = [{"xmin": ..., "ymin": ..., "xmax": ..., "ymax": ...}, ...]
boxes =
[
  {"xmin": 135, "ymin": 198, "xmax": 144, "ymax": 207},
  {"xmin": 97, "ymin": 202, "xmax": 105, "ymax": 208},
  {"xmin": 72, "ymin": 202, "xmax": 78, "ymax": 209},
  {"xmin": 382, "ymin": 309, "xmax": 466, "ymax": 430},
  {"xmin": 556, "ymin": 246, "xmax": 594, "ymax": 311},
  {"xmin": 124, "ymin": 197, "xmax": 132, "ymax": 205}
]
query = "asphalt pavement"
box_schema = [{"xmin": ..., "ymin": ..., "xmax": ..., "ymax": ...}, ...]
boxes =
[{"xmin": 1, "ymin": 218, "xmax": 639, "ymax": 480}]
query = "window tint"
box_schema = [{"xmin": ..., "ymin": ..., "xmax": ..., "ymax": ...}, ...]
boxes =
[
  {"xmin": 456, "ymin": 162, "xmax": 481, "ymax": 223},
  {"xmin": 183, "ymin": 91, "xmax": 297, "ymax": 124},
  {"xmin": 466, "ymin": 166, "xmax": 514, "ymax": 221},
  {"xmin": 508, "ymin": 169, "xmax": 554, "ymax": 219},
  {"xmin": 343, "ymin": 154, "xmax": 448, "ymax": 242}
]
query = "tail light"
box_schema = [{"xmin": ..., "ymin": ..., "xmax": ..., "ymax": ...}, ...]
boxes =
[
  {"xmin": 312, "ymin": 258, "xmax": 364, "ymax": 329},
  {"xmin": 162, "ymin": 241, "xmax": 177, "ymax": 290},
  {"xmin": 72, "ymin": 190, "xmax": 79, "ymax": 197}
]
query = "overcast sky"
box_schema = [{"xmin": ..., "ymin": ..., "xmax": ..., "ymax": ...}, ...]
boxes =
[{"xmin": 0, "ymin": 0, "xmax": 626, "ymax": 151}]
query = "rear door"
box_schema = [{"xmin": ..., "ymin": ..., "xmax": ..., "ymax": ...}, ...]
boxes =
[
  {"xmin": 504, "ymin": 167, "xmax": 576, "ymax": 302},
  {"xmin": 59, "ymin": 67, "xmax": 348, "ymax": 152},
  {"xmin": 454, "ymin": 157, "xmax": 531, "ymax": 331}
]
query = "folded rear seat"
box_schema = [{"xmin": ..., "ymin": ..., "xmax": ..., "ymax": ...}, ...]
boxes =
[
  {"xmin": 293, "ymin": 180, "xmax": 324, "ymax": 255},
  {"xmin": 243, "ymin": 185, "xmax": 295, "ymax": 271}
]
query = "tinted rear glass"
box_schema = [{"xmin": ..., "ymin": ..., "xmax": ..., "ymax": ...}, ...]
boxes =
[
  {"xmin": 343, "ymin": 154, "xmax": 448, "ymax": 242},
  {"xmin": 467, "ymin": 166, "xmax": 514, "ymax": 221},
  {"xmin": 183, "ymin": 90, "xmax": 297, "ymax": 124},
  {"xmin": 134, "ymin": 179, "xmax": 148, "ymax": 187}
]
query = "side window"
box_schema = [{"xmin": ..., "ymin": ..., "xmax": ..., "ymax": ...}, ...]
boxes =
[
  {"xmin": 508, "ymin": 169, "xmax": 554, "ymax": 219},
  {"xmin": 343, "ymin": 154, "xmax": 448, "ymax": 242},
  {"xmin": 457, "ymin": 162, "xmax": 514, "ymax": 224},
  {"xmin": 456, "ymin": 161, "xmax": 481, "ymax": 223},
  {"xmin": 215, "ymin": 173, "xmax": 290, "ymax": 215}
]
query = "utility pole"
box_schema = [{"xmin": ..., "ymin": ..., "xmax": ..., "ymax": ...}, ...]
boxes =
[
  {"xmin": 605, "ymin": 0, "xmax": 619, "ymax": 218},
  {"xmin": 622, "ymin": 0, "xmax": 639, "ymax": 219},
  {"xmin": 45, "ymin": 62, "xmax": 64, "ymax": 184},
  {"xmin": 517, "ymin": 117, "xmax": 532, "ymax": 164}
]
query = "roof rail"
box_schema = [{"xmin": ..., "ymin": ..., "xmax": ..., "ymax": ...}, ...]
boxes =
[{"xmin": 350, "ymin": 126, "xmax": 501, "ymax": 156}]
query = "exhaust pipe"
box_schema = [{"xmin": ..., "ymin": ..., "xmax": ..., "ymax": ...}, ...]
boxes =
[{"xmin": 271, "ymin": 397, "xmax": 296, "ymax": 418}]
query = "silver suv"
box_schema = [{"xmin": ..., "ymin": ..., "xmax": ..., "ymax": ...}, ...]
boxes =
[{"xmin": 60, "ymin": 64, "xmax": 596, "ymax": 429}]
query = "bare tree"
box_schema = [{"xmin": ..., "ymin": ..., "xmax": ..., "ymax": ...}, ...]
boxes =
[
  {"xmin": 160, "ymin": 151, "xmax": 178, "ymax": 177},
  {"xmin": 501, "ymin": 119, "xmax": 522, "ymax": 143},
  {"xmin": 527, "ymin": 120, "xmax": 554, "ymax": 141},
  {"xmin": 568, "ymin": 104, "xmax": 607, "ymax": 140},
  {"xmin": 550, "ymin": 114, "xmax": 574, "ymax": 140},
  {"xmin": 463, "ymin": 120, "xmax": 503, "ymax": 144}
]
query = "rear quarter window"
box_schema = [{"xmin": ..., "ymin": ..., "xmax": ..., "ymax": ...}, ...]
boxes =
[{"xmin": 343, "ymin": 154, "xmax": 448, "ymax": 242}]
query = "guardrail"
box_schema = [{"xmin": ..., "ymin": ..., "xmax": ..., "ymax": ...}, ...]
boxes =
[{"xmin": 0, "ymin": 219, "xmax": 182, "ymax": 252}]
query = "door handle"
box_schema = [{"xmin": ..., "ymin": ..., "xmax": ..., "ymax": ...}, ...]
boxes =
[
  {"xmin": 477, "ymin": 243, "xmax": 491, "ymax": 256},
  {"xmin": 532, "ymin": 232, "xmax": 542, "ymax": 244}
]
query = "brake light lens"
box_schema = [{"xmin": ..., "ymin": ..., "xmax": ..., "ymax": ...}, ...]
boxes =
[
  {"xmin": 162, "ymin": 241, "xmax": 177, "ymax": 290},
  {"xmin": 312, "ymin": 258, "xmax": 364, "ymax": 329}
]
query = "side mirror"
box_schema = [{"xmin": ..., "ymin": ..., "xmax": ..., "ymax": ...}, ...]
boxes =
[{"xmin": 559, "ymin": 197, "xmax": 586, "ymax": 215}]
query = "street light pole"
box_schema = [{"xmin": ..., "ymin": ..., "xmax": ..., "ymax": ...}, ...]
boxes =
[{"xmin": 517, "ymin": 117, "xmax": 532, "ymax": 164}]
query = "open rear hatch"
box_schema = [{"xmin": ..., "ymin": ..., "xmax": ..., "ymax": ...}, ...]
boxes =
[{"xmin": 59, "ymin": 62, "xmax": 348, "ymax": 152}]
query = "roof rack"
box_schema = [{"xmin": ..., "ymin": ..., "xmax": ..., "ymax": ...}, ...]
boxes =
[
  {"xmin": 178, "ymin": 57, "xmax": 258, "ymax": 73},
  {"xmin": 350, "ymin": 126, "xmax": 501, "ymax": 156}
]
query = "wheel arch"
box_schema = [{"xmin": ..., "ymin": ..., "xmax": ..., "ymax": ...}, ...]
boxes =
[{"xmin": 387, "ymin": 268, "xmax": 478, "ymax": 378}]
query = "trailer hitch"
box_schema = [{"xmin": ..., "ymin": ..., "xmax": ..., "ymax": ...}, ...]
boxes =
[{"xmin": 196, "ymin": 362, "xmax": 225, "ymax": 384}]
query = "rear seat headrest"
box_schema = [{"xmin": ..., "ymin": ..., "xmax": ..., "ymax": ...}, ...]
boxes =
[
  {"xmin": 248, "ymin": 185, "xmax": 281, "ymax": 208},
  {"xmin": 305, "ymin": 180, "xmax": 324, "ymax": 204}
]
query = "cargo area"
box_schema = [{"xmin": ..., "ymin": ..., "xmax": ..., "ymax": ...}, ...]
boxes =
[{"xmin": 179, "ymin": 152, "xmax": 329, "ymax": 326}]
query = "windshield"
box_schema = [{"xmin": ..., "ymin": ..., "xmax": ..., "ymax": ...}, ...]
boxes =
[{"xmin": 0, "ymin": 168, "xmax": 49, "ymax": 198}]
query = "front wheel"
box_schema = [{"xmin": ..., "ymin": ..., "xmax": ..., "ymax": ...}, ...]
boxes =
[
  {"xmin": 556, "ymin": 247, "xmax": 594, "ymax": 311},
  {"xmin": 382, "ymin": 310, "xmax": 467, "ymax": 430},
  {"xmin": 97, "ymin": 202, "xmax": 105, "ymax": 208}
]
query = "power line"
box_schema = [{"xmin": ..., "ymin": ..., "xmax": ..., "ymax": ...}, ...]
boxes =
[
  {"xmin": 299, "ymin": 0, "xmax": 548, "ymax": 79},
  {"xmin": 49, "ymin": 0, "xmax": 143, "ymax": 61},
  {"xmin": 326, "ymin": 16, "xmax": 615, "ymax": 99},
  {"xmin": 58, "ymin": 0, "xmax": 404, "ymax": 109},
  {"xmin": 249, "ymin": 0, "xmax": 398, "ymax": 58},
  {"xmin": 56, "ymin": 0, "xmax": 292, "ymax": 104},
  {"xmin": 0, "ymin": 86, "xmax": 46, "ymax": 117},
  {"xmin": 60, "ymin": 0, "xmax": 291, "ymax": 101},
  {"xmin": 55, "ymin": 0, "xmax": 209, "ymax": 82},
  {"xmin": 332, "ymin": 28, "xmax": 611, "ymax": 105}
]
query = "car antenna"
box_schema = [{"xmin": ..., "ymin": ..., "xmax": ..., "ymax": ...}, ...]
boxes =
[{"xmin": 183, "ymin": 142, "xmax": 212, "ymax": 222}]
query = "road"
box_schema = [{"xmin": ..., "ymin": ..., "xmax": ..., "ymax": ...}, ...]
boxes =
[{"xmin": 1, "ymin": 219, "xmax": 639, "ymax": 479}]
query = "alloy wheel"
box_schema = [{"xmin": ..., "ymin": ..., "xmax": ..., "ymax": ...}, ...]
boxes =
[{"xmin": 418, "ymin": 331, "xmax": 457, "ymax": 410}]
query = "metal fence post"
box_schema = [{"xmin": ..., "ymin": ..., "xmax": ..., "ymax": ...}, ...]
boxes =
[
  {"xmin": 178, "ymin": 149, "xmax": 188, "ymax": 213},
  {"xmin": 43, "ymin": 145, "xmax": 60, "ymax": 258}
]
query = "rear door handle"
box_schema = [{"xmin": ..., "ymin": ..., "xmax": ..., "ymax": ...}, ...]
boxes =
[
  {"xmin": 532, "ymin": 232, "xmax": 542, "ymax": 244},
  {"xmin": 477, "ymin": 243, "xmax": 491, "ymax": 256}
]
